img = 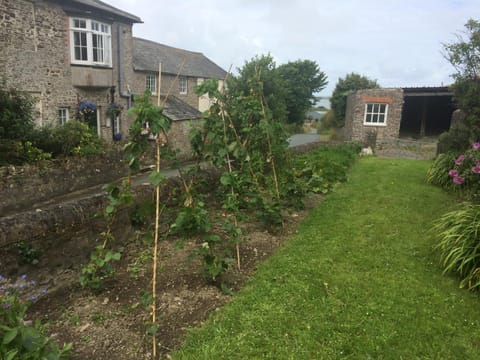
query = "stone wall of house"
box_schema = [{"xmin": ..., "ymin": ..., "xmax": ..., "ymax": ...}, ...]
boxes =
[
  {"xmin": 344, "ymin": 88, "xmax": 404, "ymax": 146},
  {"xmin": 0, "ymin": 151, "xmax": 129, "ymax": 216},
  {"xmin": 131, "ymin": 71, "xmax": 200, "ymax": 109},
  {"xmin": 1, "ymin": 0, "xmax": 76, "ymax": 125},
  {"xmin": 169, "ymin": 120, "xmax": 202, "ymax": 160},
  {"xmin": 0, "ymin": 0, "xmax": 134, "ymax": 142}
]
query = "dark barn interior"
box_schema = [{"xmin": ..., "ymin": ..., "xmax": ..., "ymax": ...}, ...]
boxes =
[{"xmin": 400, "ymin": 87, "xmax": 456, "ymax": 138}]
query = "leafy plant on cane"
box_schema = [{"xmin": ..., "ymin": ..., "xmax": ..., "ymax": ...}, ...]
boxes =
[{"xmin": 80, "ymin": 181, "xmax": 131, "ymax": 290}]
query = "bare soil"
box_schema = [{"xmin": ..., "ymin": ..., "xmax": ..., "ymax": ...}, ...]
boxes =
[{"xmin": 27, "ymin": 194, "xmax": 322, "ymax": 360}]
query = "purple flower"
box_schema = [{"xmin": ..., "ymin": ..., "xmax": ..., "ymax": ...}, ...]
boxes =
[
  {"xmin": 472, "ymin": 166, "xmax": 480, "ymax": 174},
  {"xmin": 20, "ymin": 274, "xmax": 27, "ymax": 280},
  {"xmin": 453, "ymin": 176, "xmax": 465, "ymax": 185},
  {"xmin": 473, "ymin": 142, "xmax": 480, "ymax": 150},
  {"xmin": 449, "ymin": 169, "xmax": 459, "ymax": 177},
  {"xmin": 455, "ymin": 155, "xmax": 466, "ymax": 166}
]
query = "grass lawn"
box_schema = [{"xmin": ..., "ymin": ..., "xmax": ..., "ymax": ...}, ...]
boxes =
[{"xmin": 173, "ymin": 157, "xmax": 480, "ymax": 359}]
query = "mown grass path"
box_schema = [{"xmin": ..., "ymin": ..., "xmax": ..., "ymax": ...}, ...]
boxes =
[{"xmin": 174, "ymin": 157, "xmax": 480, "ymax": 359}]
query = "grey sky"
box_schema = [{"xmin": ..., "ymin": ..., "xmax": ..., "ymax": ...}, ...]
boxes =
[{"xmin": 110, "ymin": 0, "xmax": 480, "ymax": 96}]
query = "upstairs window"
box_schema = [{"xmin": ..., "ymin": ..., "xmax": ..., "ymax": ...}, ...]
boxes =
[
  {"xmin": 179, "ymin": 76, "xmax": 187, "ymax": 94},
  {"xmin": 146, "ymin": 74, "xmax": 157, "ymax": 95},
  {"xmin": 58, "ymin": 108, "xmax": 69, "ymax": 125},
  {"xmin": 364, "ymin": 103, "xmax": 388, "ymax": 125},
  {"xmin": 70, "ymin": 18, "xmax": 111, "ymax": 66}
]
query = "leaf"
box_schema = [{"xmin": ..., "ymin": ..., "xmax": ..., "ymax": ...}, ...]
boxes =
[
  {"xmin": 5, "ymin": 349, "xmax": 18, "ymax": 360},
  {"xmin": 3, "ymin": 328, "xmax": 18, "ymax": 345},
  {"xmin": 146, "ymin": 324, "xmax": 158, "ymax": 336},
  {"xmin": 112, "ymin": 252, "xmax": 121, "ymax": 261},
  {"xmin": 220, "ymin": 173, "xmax": 232, "ymax": 186},
  {"xmin": 149, "ymin": 171, "xmax": 165, "ymax": 187}
]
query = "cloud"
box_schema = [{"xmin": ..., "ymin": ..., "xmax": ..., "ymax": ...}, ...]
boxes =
[{"xmin": 110, "ymin": 0, "xmax": 480, "ymax": 95}]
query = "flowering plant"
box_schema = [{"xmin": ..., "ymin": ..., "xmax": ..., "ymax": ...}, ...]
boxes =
[
  {"xmin": 78, "ymin": 100, "xmax": 96, "ymax": 116},
  {"xmin": 448, "ymin": 142, "xmax": 480, "ymax": 200}
]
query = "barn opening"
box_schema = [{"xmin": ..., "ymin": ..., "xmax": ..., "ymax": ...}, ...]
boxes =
[{"xmin": 399, "ymin": 87, "xmax": 456, "ymax": 138}]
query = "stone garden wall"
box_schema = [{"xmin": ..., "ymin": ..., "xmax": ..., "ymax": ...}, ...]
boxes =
[{"xmin": 0, "ymin": 151, "xmax": 129, "ymax": 216}]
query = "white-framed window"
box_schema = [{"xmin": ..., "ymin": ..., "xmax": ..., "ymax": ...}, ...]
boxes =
[
  {"xmin": 146, "ymin": 74, "xmax": 157, "ymax": 95},
  {"xmin": 179, "ymin": 76, "xmax": 187, "ymax": 94},
  {"xmin": 364, "ymin": 103, "xmax": 388, "ymax": 125},
  {"xmin": 70, "ymin": 18, "xmax": 112, "ymax": 66},
  {"xmin": 58, "ymin": 108, "xmax": 69, "ymax": 125}
]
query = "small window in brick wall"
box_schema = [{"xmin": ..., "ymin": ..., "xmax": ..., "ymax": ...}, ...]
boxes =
[
  {"xmin": 58, "ymin": 108, "xmax": 69, "ymax": 125},
  {"xmin": 146, "ymin": 74, "xmax": 157, "ymax": 95},
  {"xmin": 364, "ymin": 103, "xmax": 388, "ymax": 125},
  {"xmin": 179, "ymin": 76, "xmax": 187, "ymax": 94}
]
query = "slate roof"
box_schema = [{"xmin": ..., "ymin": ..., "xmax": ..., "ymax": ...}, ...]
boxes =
[
  {"xmin": 62, "ymin": 0, "xmax": 142, "ymax": 23},
  {"xmin": 133, "ymin": 37, "xmax": 227, "ymax": 79},
  {"xmin": 161, "ymin": 96, "xmax": 203, "ymax": 122}
]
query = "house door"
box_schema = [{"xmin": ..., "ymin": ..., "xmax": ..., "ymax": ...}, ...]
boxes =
[{"xmin": 84, "ymin": 109, "xmax": 100, "ymax": 136}]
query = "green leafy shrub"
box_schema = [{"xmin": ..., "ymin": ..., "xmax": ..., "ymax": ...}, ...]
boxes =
[
  {"xmin": 437, "ymin": 127, "xmax": 472, "ymax": 154},
  {"xmin": 171, "ymin": 200, "xmax": 211, "ymax": 238},
  {"xmin": 433, "ymin": 203, "xmax": 480, "ymax": 290},
  {"xmin": 0, "ymin": 84, "xmax": 34, "ymax": 141},
  {"xmin": 0, "ymin": 274, "xmax": 72, "ymax": 359},
  {"xmin": 426, "ymin": 152, "xmax": 457, "ymax": 189},
  {"xmin": 293, "ymin": 144, "xmax": 360, "ymax": 194},
  {"xmin": 0, "ymin": 140, "xmax": 51, "ymax": 165},
  {"xmin": 29, "ymin": 121, "xmax": 105, "ymax": 158}
]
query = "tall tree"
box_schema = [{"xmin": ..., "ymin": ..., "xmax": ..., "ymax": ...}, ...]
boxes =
[
  {"xmin": 228, "ymin": 54, "xmax": 288, "ymax": 124},
  {"xmin": 443, "ymin": 19, "xmax": 480, "ymax": 139},
  {"xmin": 330, "ymin": 73, "xmax": 379, "ymax": 127},
  {"xmin": 277, "ymin": 60, "xmax": 328, "ymax": 125}
]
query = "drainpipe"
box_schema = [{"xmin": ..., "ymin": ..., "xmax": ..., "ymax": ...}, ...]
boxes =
[{"xmin": 117, "ymin": 24, "xmax": 132, "ymax": 108}]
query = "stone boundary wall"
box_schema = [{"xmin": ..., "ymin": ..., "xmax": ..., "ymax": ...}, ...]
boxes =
[
  {"xmin": 0, "ymin": 151, "xmax": 129, "ymax": 216},
  {"xmin": 375, "ymin": 139, "xmax": 438, "ymax": 160},
  {"xmin": 0, "ymin": 169, "xmax": 221, "ymax": 276}
]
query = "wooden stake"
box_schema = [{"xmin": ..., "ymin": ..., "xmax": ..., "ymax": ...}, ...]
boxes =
[
  {"xmin": 157, "ymin": 63, "xmax": 162, "ymax": 107},
  {"xmin": 152, "ymin": 141, "xmax": 161, "ymax": 359}
]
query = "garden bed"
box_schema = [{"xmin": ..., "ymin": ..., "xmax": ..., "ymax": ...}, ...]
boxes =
[{"xmin": 25, "ymin": 194, "xmax": 323, "ymax": 359}]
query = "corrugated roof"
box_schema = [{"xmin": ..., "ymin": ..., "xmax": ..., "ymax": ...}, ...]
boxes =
[
  {"xmin": 63, "ymin": 0, "xmax": 142, "ymax": 23},
  {"xmin": 133, "ymin": 37, "xmax": 227, "ymax": 79}
]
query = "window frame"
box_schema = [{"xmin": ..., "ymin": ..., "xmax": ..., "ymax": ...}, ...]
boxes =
[
  {"xmin": 146, "ymin": 74, "xmax": 157, "ymax": 95},
  {"xmin": 364, "ymin": 103, "xmax": 388, "ymax": 126},
  {"xmin": 70, "ymin": 17, "xmax": 112, "ymax": 67},
  {"xmin": 58, "ymin": 108, "xmax": 69, "ymax": 125},
  {"xmin": 179, "ymin": 76, "xmax": 188, "ymax": 95}
]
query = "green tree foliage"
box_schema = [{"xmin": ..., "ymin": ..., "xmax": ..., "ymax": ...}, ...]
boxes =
[
  {"xmin": 0, "ymin": 83, "xmax": 34, "ymax": 141},
  {"xmin": 228, "ymin": 54, "xmax": 288, "ymax": 124},
  {"xmin": 277, "ymin": 60, "xmax": 328, "ymax": 125},
  {"xmin": 330, "ymin": 72, "xmax": 379, "ymax": 127},
  {"xmin": 443, "ymin": 19, "xmax": 480, "ymax": 140}
]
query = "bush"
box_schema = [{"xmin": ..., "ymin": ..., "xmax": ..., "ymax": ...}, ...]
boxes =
[
  {"xmin": 437, "ymin": 127, "xmax": 472, "ymax": 154},
  {"xmin": 0, "ymin": 84, "xmax": 34, "ymax": 141},
  {"xmin": 426, "ymin": 152, "xmax": 457, "ymax": 189},
  {"xmin": 433, "ymin": 203, "xmax": 480, "ymax": 290},
  {"xmin": 30, "ymin": 121, "xmax": 105, "ymax": 158},
  {"xmin": 293, "ymin": 144, "xmax": 360, "ymax": 194}
]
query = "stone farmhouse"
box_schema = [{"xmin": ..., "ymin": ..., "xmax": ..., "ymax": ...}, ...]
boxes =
[
  {"xmin": 343, "ymin": 87, "xmax": 456, "ymax": 147},
  {"xmin": 1, "ymin": 0, "xmax": 227, "ymax": 156}
]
